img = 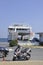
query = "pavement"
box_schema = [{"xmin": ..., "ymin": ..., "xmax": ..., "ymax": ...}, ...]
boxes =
[
  {"xmin": 0, "ymin": 42, "xmax": 43, "ymax": 61},
  {"xmin": 0, "ymin": 61, "xmax": 43, "ymax": 65},
  {"xmin": 0, "ymin": 48, "xmax": 43, "ymax": 61},
  {"xmin": 0, "ymin": 42, "xmax": 43, "ymax": 65}
]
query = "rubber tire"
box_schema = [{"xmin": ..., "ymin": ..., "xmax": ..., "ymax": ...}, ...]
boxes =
[
  {"xmin": 26, "ymin": 55, "xmax": 31, "ymax": 60},
  {"xmin": 12, "ymin": 57, "xmax": 16, "ymax": 61}
]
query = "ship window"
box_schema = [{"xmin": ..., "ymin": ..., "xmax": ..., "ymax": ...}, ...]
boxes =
[
  {"xmin": 16, "ymin": 28, "xmax": 28, "ymax": 30},
  {"xmin": 16, "ymin": 28, "xmax": 21, "ymax": 30},
  {"xmin": 8, "ymin": 28, "xmax": 15, "ymax": 30}
]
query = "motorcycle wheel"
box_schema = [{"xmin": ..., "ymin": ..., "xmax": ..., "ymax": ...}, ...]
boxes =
[
  {"xmin": 25, "ymin": 54, "xmax": 31, "ymax": 60},
  {"xmin": 12, "ymin": 57, "xmax": 16, "ymax": 61}
]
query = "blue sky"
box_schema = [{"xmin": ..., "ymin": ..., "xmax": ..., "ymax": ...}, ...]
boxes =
[{"xmin": 0, "ymin": 0, "xmax": 43, "ymax": 38}]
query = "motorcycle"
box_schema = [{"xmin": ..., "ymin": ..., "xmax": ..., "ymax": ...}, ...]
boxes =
[
  {"xmin": 0, "ymin": 47, "xmax": 9, "ymax": 58},
  {"xmin": 13, "ymin": 47, "xmax": 31, "ymax": 61}
]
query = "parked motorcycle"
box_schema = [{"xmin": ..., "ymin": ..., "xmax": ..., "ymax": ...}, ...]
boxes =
[
  {"xmin": 0, "ymin": 47, "xmax": 9, "ymax": 58},
  {"xmin": 13, "ymin": 47, "xmax": 31, "ymax": 61}
]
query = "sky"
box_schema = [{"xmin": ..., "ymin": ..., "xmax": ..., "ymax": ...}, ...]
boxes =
[{"xmin": 0, "ymin": 0, "xmax": 43, "ymax": 38}]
